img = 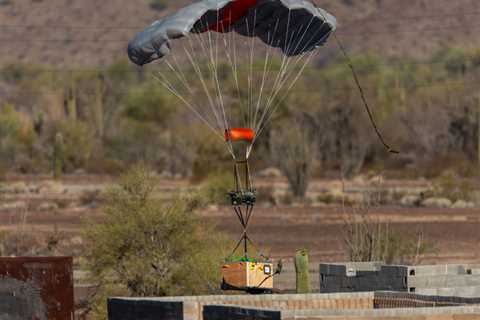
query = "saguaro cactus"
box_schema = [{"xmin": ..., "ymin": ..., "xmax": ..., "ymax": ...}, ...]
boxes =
[
  {"xmin": 295, "ymin": 249, "xmax": 310, "ymax": 294},
  {"xmin": 66, "ymin": 77, "xmax": 77, "ymax": 120},
  {"xmin": 53, "ymin": 132, "xmax": 64, "ymax": 180}
]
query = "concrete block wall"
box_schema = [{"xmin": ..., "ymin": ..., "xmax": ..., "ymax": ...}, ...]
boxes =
[
  {"xmin": 203, "ymin": 305, "xmax": 281, "ymax": 320},
  {"xmin": 282, "ymin": 306, "xmax": 480, "ymax": 319},
  {"xmin": 417, "ymin": 286, "xmax": 480, "ymax": 298},
  {"xmin": 108, "ymin": 293, "xmax": 480, "ymax": 320},
  {"xmin": 407, "ymin": 264, "xmax": 480, "ymax": 277},
  {"xmin": 320, "ymin": 262, "xmax": 407, "ymax": 293},
  {"xmin": 109, "ymin": 293, "xmax": 374, "ymax": 320},
  {"xmin": 407, "ymin": 264, "xmax": 480, "ymax": 295},
  {"xmin": 320, "ymin": 263, "xmax": 480, "ymax": 297},
  {"xmin": 204, "ymin": 305, "xmax": 480, "ymax": 320}
]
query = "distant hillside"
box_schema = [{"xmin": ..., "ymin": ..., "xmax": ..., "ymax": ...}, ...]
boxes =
[{"xmin": 0, "ymin": 0, "xmax": 480, "ymax": 67}]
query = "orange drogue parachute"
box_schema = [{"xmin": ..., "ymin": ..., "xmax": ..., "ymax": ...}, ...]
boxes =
[{"xmin": 225, "ymin": 128, "xmax": 254, "ymax": 143}]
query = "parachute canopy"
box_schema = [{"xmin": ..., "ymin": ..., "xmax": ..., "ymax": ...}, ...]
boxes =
[{"xmin": 128, "ymin": 0, "xmax": 337, "ymax": 66}]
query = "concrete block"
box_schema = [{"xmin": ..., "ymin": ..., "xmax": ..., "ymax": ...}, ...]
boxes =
[
  {"xmin": 407, "ymin": 265, "xmax": 471, "ymax": 277},
  {"xmin": 408, "ymin": 275, "xmax": 480, "ymax": 289},
  {"xmin": 107, "ymin": 298, "xmax": 183, "ymax": 320},
  {"xmin": 416, "ymin": 286, "xmax": 480, "ymax": 298},
  {"xmin": 320, "ymin": 262, "xmax": 383, "ymax": 276},
  {"xmin": 203, "ymin": 305, "xmax": 280, "ymax": 320}
]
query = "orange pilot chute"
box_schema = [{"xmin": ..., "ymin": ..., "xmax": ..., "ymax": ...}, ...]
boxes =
[{"xmin": 224, "ymin": 128, "xmax": 255, "ymax": 143}]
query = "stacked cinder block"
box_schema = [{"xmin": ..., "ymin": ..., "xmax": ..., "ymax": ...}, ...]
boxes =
[
  {"xmin": 407, "ymin": 264, "xmax": 480, "ymax": 297},
  {"xmin": 320, "ymin": 262, "xmax": 408, "ymax": 293},
  {"xmin": 320, "ymin": 262, "xmax": 480, "ymax": 298}
]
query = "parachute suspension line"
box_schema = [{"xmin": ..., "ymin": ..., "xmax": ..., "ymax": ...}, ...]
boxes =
[
  {"xmin": 333, "ymin": 33, "xmax": 399, "ymax": 154},
  {"xmin": 252, "ymin": 19, "xmax": 333, "ymax": 147},
  {"xmin": 183, "ymin": 43, "xmax": 224, "ymax": 133},
  {"xmin": 265, "ymin": 14, "xmax": 294, "ymax": 107},
  {"xmin": 252, "ymin": 21, "xmax": 277, "ymax": 132},
  {"xmin": 183, "ymin": 33, "xmax": 235, "ymax": 158},
  {"xmin": 187, "ymin": 32, "xmax": 223, "ymax": 130},
  {"xmin": 231, "ymin": 21, "xmax": 245, "ymax": 128},
  {"xmin": 246, "ymin": 9, "xmax": 258, "ymax": 130},
  {"xmin": 211, "ymin": 10, "xmax": 235, "ymax": 155},
  {"xmin": 210, "ymin": 9, "xmax": 229, "ymax": 133},
  {"xmin": 258, "ymin": 15, "xmax": 313, "ymax": 132},
  {"xmin": 162, "ymin": 58, "xmax": 223, "ymax": 132},
  {"xmin": 253, "ymin": 14, "xmax": 317, "ymax": 140},
  {"xmin": 222, "ymin": 12, "xmax": 243, "ymax": 127},
  {"xmin": 248, "ymin": 18, "xmax": 280, "ymax": 131},
  {"xmin": 188, "ymin": 29, "xmax": 232, "ymax": 157},
  {"xmin": 254, "ymin": 50, "xmax": 317, "ymax": 142},
  {"xmin": 153, "ymin": 74, "xmax": 223, "ymax": 140},
  {"xmin": 190, "ymin": 21, "xmax": 225, "ymax": 131}
]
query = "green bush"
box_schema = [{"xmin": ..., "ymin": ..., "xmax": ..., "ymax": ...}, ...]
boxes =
[
  {"xmin": 0, "ymin": 104, "xmax": 36, "ymax": 170},
  {"xmin": 124, "ymin": 83, "xmax": 175, "ymax": 125},
  {"xmin": 433, "ymin": 171, "xmax": 474, "ymax": 202},
  {"xmin": 199, "ymin": 171, "xmax": 232, "ymax": 205},
  {"xmin": 83, "ymin": 164, "xmax": 227, "ymax": 319},
  {"xmin": 191, "ymin": 133, "xmax": 231, "ymax": 181},
  {"xmin": 54, "ymin": 120, "xmax": 94, "ymax": 172}
]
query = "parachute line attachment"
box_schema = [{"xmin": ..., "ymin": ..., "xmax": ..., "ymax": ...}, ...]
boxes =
[{"xmin": 334, "ymin": 34, "xmax": 400, "ymax": 154}]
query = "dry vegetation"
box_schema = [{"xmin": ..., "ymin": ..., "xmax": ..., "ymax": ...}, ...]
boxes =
[{"xmin": 1, "ymin": 0, "xmax": 480, "ymax": 316}]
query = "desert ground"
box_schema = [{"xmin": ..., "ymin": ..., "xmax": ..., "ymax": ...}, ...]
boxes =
[{"xmin": 1, "ymin": 174, "xmax": 479, "ymax": 295}]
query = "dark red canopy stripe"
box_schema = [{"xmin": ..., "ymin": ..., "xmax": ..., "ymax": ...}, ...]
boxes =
[{"xmin": 204, "ymin": 0, "xmax": 258, "ymax": 32}]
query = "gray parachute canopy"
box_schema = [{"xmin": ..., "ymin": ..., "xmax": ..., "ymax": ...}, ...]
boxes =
[{"xmin": 128, "ymin": 0, "xmax": 337, "ymax": 66}]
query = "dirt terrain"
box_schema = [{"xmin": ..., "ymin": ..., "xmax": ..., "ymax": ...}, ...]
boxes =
[
  {"xmin": 1, "ymin": 0, "xmax": 480, "ymax": 66},
  {"xmin": 0, "ymin": 174, "xmax": 479, "ymax": 295},
  {"xmin": 1, "ymin": 175, "xmax": 478, "ymax": 268}
]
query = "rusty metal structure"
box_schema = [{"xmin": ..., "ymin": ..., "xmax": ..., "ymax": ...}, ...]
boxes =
[{"xmin": 0, "ymin": 256, "xmax": 74, "ymax": 320}]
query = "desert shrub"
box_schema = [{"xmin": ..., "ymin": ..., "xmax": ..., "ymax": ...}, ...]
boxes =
[
  {"xmin": 53, "ymin": 120, "xmax": 94, "ymax": 172},
  {"xmin": 0, "ymin": 231, "xmax": 44, "ymax": 256},
  {"xmin": 124, "ymin": 83, "xmax": 175, "ymax": 126},
  {"xmin": 433, "ymin": 171, "xmax": 474, "ymax": 202},
  {"xmin": 79, "ymin": 189, "xmax": 102, "ymax": 207},
  {"xmin": 0, "ymin": 209, "xmax": 47, "ymax": 256},
  {"xmin": 271, "ymin": 116, "xmax": 316, "ymax": 198},
  {"xmin": 105, "ymin": 110, "xmax": 173, "ymax": 170},
  {"xmin": 191, "ymin": 133, "xmax": 231, "ymax": 180},
  {"xmin": 199, "ymin": 171, "xmax": 232, "ymax": 205},
  {"xmin": 83, "ymin": 164, "xmax": 227, "ymax": 319},
  {"xmin": 343, "ymin": 193, "xmax": 435, "ymax": 264},
  {"xmin": 256, "ymin": 186, "xmax": 276, "ymax": 205},
  {"xmin": 0, "ymin": 103, "xmax": 36, "ymax": 170}
]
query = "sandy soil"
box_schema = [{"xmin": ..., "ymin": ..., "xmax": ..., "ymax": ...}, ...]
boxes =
[{"xmin": 1, "ymin": 175, "xmax": 479, "ymax": 292}]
